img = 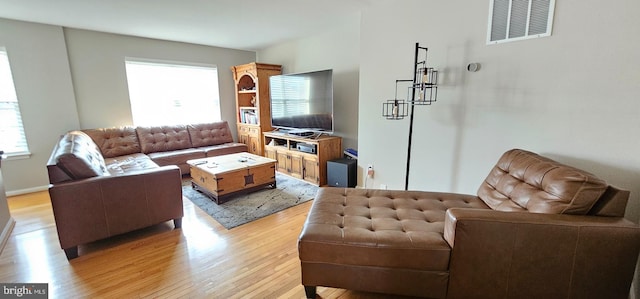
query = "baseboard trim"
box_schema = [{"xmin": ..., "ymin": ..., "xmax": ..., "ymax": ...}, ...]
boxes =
[
  {"xmin": 0, "ymin": 216, "xmax": 16, "ymax": 256},
  {"xmin": 6, "ymin": 185, "xmax": 48, "ymax": 197}
]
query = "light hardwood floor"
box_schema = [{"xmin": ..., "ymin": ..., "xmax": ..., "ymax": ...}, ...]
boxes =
[{"xmin": 0, "ymin": 190, "xmax": 414, "ymax": 299}]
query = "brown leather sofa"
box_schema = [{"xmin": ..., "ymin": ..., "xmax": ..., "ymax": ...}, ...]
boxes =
[
  {"xmin": 298, "ymin": 149, "xmax": 640, "ymax": 299},
  {"xmin": 47, "ymin": 121, "xmax": 247, "ymax": 259}
]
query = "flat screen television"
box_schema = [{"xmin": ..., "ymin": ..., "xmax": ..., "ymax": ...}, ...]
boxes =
[{"xmin": 269, "ymin": 69, "xmax": 333, "ymax": 134}]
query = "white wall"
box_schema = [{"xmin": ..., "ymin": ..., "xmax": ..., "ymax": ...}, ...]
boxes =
[
  {"xmin": 0, "ymin": 18, "xmax": 80, "ymax": 193},
  {"xmin": 358, "ymin": 1, "xmax": 640, "ymax": 296},
  {"xmin": 64, "ymin": 28, "xmax": 256, "ymax": 130},
  {"xmin": 257, "ymin": 16, "xmax": 360, "ymax": 151}
]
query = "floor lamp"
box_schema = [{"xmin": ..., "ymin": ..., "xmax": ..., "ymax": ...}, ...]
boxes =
[{"xmin": 382, "ymin": 43, "xmax": 438, "ymax": 190}]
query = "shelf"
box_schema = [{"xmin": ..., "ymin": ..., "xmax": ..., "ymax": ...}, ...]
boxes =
[
  {"xmin": 239, "ymin": 106, "xmax": 257, "ymax": 110},
  {"xmin": 265, "ymin": 144, "xmax": 289, "ymax": 150},
  {"xmin": 238, "ymin": 122, "xmax": 259, "ymax": 127},
  {"xmin": 239, "ymin": 108, "xmax": 259, "ymax": 124},
  {"xmin": 238, "ymin": 90, "xmax": 256, "ymax": 94}
]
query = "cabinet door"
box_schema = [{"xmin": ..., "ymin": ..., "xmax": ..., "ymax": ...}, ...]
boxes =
[
  {"xmin": 289, "ymin": 152, "xmax": 304, "ymax": 179},
  {"xmin": 264, "ymin": 147, "xmax": 277, "ymax": 161},
  {"xmin": 302, "ymin": 156, "xmax": 320, "ymax": 184},
  {"xmin": 238, "ymin": 132, "xmax": 249, "ymax": 147},
  {"xmin": 276, "ymin": 152, "xmax": 289, "ymax": 173},
  {"xmin": 248, "ymin": 135, "xmax": 261, "ymax": 155},
  {"xmin": 237, "ymin": 125, "xmax": 250, "ymax": 147}
]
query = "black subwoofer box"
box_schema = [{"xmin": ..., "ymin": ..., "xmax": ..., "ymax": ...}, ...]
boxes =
[{"xmin": 327, "ymin": 158, "xmax": 357, "ymax": 187}]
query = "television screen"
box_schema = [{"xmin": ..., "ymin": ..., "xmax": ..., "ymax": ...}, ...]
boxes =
[{"xmin": 269, "ymin": 69, "xmax": 333, "ymax": 133}]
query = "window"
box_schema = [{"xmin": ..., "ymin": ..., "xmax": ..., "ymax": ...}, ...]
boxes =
[
  {"xmin": 488, "ymin": 0, "xmax": 556, "ymax": 44},
  {"xmin": 125, "ymin": 59, "xmax": 221, "ymax": 126},
  {"xmin": 0, "ymin": 48, "xmax": 30, "ymax": 158}
]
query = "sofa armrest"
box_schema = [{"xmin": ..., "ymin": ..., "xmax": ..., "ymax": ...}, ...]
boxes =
[
  {"xmin": 49, "ymin": 165, "xmax": 184, "ymax": 251},
  {"xmin": 444, "ymin": 208, "xmax": 640, "ymax": 299}
]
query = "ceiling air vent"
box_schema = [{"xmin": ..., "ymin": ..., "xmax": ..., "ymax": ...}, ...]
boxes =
[{"xmin": 487, "ymin": 0, "xmax": 556, "ymax": 44}]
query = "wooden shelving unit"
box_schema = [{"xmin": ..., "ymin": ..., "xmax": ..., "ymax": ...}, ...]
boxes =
[
  {"xmin": 231, "ymin": 62, "xmax": 282, "ymax": 156},
  {"xmin": 263, "ymin": 132, "xmax": 342, "ymax": 186}
]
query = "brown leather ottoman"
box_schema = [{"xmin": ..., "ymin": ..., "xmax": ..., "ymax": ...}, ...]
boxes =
[{"xmin": 298, "ymin": 187, "xmax": 489, "ymax": 298}]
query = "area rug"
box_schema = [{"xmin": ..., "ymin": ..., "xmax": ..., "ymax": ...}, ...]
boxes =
[{"xmin": 182, "ymin": 172, "xmax": 318, "ymax": 229}]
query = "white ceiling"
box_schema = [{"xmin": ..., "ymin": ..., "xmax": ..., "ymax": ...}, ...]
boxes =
[{"xmin": 0, "ymin": 0, "xmax": 372, "ymax": 51}]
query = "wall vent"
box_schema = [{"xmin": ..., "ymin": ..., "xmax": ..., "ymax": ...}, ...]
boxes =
[{"xmin": 487, "ymin": 0, "xmax": 556, "ymax": 44}]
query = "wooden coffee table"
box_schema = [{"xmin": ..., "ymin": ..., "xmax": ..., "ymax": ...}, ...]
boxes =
[{"xmin": 187, "ymin": 152, "xmax": 277, "ymax": 204}]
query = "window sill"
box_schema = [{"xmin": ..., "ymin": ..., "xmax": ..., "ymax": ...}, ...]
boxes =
[{"xmin": 2, "ymin": 152, "xmax": 31, "ymax": 161}]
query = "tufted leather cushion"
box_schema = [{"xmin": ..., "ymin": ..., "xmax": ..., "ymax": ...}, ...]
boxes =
[
  {"xmin": 147, "ymin": 147, "xmax": 206, "ymax": 174},
  {"xmin": 187, "ymin": 121, "xmax": 234, "ymax": 147},
  {"xmin": 104, "ymin": 153, "xmax": 159, "ymax": 175},
  {"xmin": 477, "ymin": 149, "xmax": 608, "ymax": 215},
  {"xmin": 83, "ymin": 127, "xmax": 141, "ymax": 158},
  {"xmin": 136, "ymin": 125, "xmax": 192, "ymax": 154},
  {"xmin": 299, "ymin": 188, "xmax": 489, "ymax": 271},
  {"xmin": 52, "ymin": 131, "xmax": 109, "ymax": 179}
]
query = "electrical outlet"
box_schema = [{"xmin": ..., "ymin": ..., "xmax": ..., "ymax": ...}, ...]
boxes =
[
  {"xmin": 367, "ymin": 164, "xmax": 374, "ymax": 178},
  {"xmin": 380, "ymin": 184, "xmax": 388, "ymax": 190}
]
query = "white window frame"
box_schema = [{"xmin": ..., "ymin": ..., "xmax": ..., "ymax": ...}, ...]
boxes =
[
  {"xmin": 487, "ymin": 0, "xmax": 556, "ymax": 45},
  {"xmin": 0, "ymin": 47, "xmax": 30, "ymax": 160},
  {"xmin": 124, "ymin": 58, "xmax": 222, "ymax": 127}
]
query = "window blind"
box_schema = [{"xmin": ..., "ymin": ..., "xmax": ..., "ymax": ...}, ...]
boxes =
[{"xmin": 0, "ymin": 49, "xmax": 30, "ymax": 157}]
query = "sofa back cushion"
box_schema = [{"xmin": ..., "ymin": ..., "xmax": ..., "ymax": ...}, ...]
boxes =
[
  {"xmin": 83, "ymin": 127, "xmax": 141, "ymax": 158},
  {"xmin": 136, "ymin": 125, "xmax": 192, "ymax": 154},
  {"xmin": 187, "ymin": 121, "xmax": 234, "ymax": 147},
  {"xmin": 477, "ymin": 149, "xmax": 608, "ymax": 215},
  {"xmin": 51, "ymin": 131, "xmax": 109, "ymax": 180}
]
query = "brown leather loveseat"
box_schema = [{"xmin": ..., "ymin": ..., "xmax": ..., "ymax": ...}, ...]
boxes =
[
  {"xmin": 47, "ymin": 121, "xmax": 247, "ymax": 259},
  {"xmin": 298, "ymin": 149, "xmax": 640, "ymax": 298}
]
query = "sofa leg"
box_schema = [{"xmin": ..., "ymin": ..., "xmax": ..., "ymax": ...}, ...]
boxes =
[
  {"xmin": 303, "ymin": 285, "xmax": 316, "ymax": 299},
  {"xmin": 64, "ymin": 246, "xmax": 78, "ymax": 260},
  {"xmin": 173, "ymin": 218, "xmax": 182, "ymax": 229}
]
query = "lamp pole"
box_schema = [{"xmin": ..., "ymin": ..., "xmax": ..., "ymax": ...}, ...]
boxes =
[{"xmin": 404, "ymin": 42, "xmax": 423, "ymax": 190}]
